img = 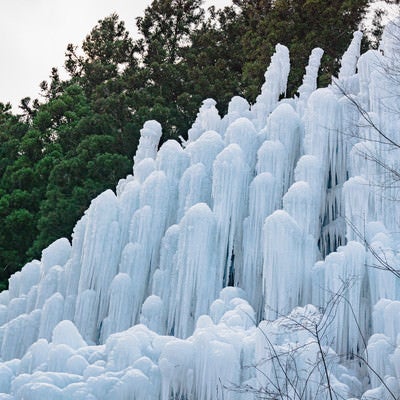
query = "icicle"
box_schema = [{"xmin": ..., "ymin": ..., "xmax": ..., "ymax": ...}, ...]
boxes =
[
  {"xmin": 297, "ymin": 47, "xmax": 324, "ymax": 114},
  {"xmin": 263, "ymin": 210, "xmax": 314, "ymax": 320},
  {"xmin": 133, "ymin": 158, "xmax": 156, "ymax": 183},
  {"xmin": 117, "ymin": 179, "xmax": 141, "ymax": 249},
  {"xmin": 357, "ymin": 50, "xmax": 382, "ymax": 111},
  {"xmin": 140, "ymin": 295, "xmax": 164, "ymax": 334},
  {"xmin": 263, "ymin": 103, "xmax": 302, "ymax": 186},
  {"xmin": 35, "ymin": 265, "xmax": 64, "ymax": 310},
  {"xmin": 283, "ymin": 181, "xmax": 318, "ymax": 236},
  {"xmin": 252, "ymin": 44, "xmax": 290, "ymax": 130},
  {"xmin": 133, "ymin": 120, "xmax": 162, "ymax": 166},
  {"xmin": 38, "ymin": 292, "xmax": 64, "ymax": 341},
  {"xmin": 125, "ymin": 170, "xmax": 171, "ymax": 295},
  {"xmin": 74, "ymin": 289, "xmax": 98, "ymax": 343},
  {"xmin": 171, "ymin": 203, "xmax": 218, "ymax": 338},
  {"xmin": 225, "ymin": 117, "xmax": 258, "ymax": 170},
  {"xmin": 8, "ymin": 261, "xmax": 40, "ymax": 300},
  {"xmin": 366, "ymin": 333, "xmax": 396, "ymax": 389},
  {"xmin": 64, "ymin": 216, "xmax": 87, "ymax": 301},
  {"xmin": 156, "ymin": 140, "xmax": 190, "ymax": 225},
  {"xmin": 1, "ymin": 310, "xmax": 41, "ymax": 361},
  {"xmin": 366, "ymin": 224, "xmax": 400, "ymax": 303},
  {"xmin": 185, "ymin": 130, "xmax": 225, "ymax": 174},
  {"xmin": 313, "ymin": 241, "xmax": 369, "ymax": 357},
  {"xmin": 52, "ymin": 320, "xmax": 86, "ymax": 349},
  {"xmin": 256, "ymin": 140, "xmax": 287, "ymax": 201},
  {"xmin": 74, "ymin": 190, "xmax": 121, "ymax": 343},
  {"xmin": 151, "ymin": 224, "xmax": 180, "ymax": 335},
  {"xmin": 343, "ymin": 176, "xmax": 371, "ymax": 241},
  {"xmin": 177, "ymin": 163, "xmax": 211, "ymax": 222},
  {"xmin": 156, "ymin": 140, "xmax": 189, "ymax": 185},
  {"xmin": 118, "ymin": 242, "xmax": 150, "ymax": 326},
  {"xmin": 303, "ymin": 88, "xmax": 340, "ymax": 158},
  {"xmin": 241, "ymin": 172, "xmax": 279, "ymax": 319},
  {"xmin": 220, "ymin": 96, "xmax": 251, "ymax": 135},
  {"xmin": 100, "ymin": 273, "xmax": 135, "ymax": 341},
  {"xmin": 212, "ymin": 144, "xmax": 251, "ymax": 287},
  {"xmin": 186, "ymin": 99, "xmax": 221, "ymax": 144},
  {"xmin": 338, "ymin": 31, "xmax": 363, "ymax": 80},
  {"xmin": 40, "ymin": 238, "xmax": 71, "ymax": 276}
]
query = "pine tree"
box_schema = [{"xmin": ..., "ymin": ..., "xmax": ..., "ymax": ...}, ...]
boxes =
[
  {"xmin": 133, "ymin": 0, "xmax": 205, "ymax": 140},
  {"xmin": 236, "ymin": 0, "xmax": 370, "ymax": 99}
]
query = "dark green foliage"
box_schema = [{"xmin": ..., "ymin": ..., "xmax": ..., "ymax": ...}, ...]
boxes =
[
  {"xmin": 0, "ymin": 1, "xmax": 377, "ymax": 286},
  {"xmin": 65, "ymin": 13, "xmax": 137, "ymax": 91},
  {"xmin": 133, "ymin": 0, "xmax": 206, "ymax": 140},
  {"xmin": 184, "ymin": 5, "xmax": 245, "ymax": 115},
  {"xmin": 233, "ymin": 0, "xmax": 370, "ymax": 99}
]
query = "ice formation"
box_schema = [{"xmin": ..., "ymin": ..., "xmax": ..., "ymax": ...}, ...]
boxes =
[{"xmin": 1, "ymin": 21, "xmax": 400, "ymax": 400}]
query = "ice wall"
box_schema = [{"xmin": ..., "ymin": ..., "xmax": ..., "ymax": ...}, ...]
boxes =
[{"xmin": 0, "ymin": 22, "xmax": 400, "ymax": 399}]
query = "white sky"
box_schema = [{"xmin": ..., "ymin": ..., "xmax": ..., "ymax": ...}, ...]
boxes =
[{"xmin": 0, "ymin": 0, "xmax": 231, "ymax": 112}]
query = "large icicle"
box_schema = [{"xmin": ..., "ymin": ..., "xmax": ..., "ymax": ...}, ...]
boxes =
[
  {"xmin": 262, "ymin": 210, "xmax": 314, "ymax": 320},
  {"xmin": 133, "ymin": 120, "xmax": 162, "ymax": 166},
  {"xmin": 75, "ymin": 190, "xmax": 121, "ymax": 343},
  {"xmin": 297, "ymin": 47, "xmax": 324, "ymax": 115},
  {"xmin": 170, "ymin": 203, "xmax": 218, "ymax": 338},
  {"xmin": 186, "ymin": 99, "xmax": 221, "ymax": 144},
  {"xmin": 241, "ymin": 172, "xmax": 279, "ymax": 319},
  {"xmin": 252, "ymin": 44, "xmax": 290, "ymax": 130},
  {"xmin": 212, "ymin": 144, "xmax": 251, "ymax": 287}
]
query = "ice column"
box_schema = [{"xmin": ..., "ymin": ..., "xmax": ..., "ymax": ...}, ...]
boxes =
[
  {"xmin": 220, "ymin": 96, "xmax": 251, "ymax": 135},
  {"xmin": 186, "ymin": 99, "xmax": 221, "ymax": 144},
  {"xmin": 100, "ymin": 273, "xmax": 135, "ymax": 341},
  {"xmin": 156, "ymin": 140, "xmax": 190, "ymax": 225},
  {"xmin": 118, "ymin": 170, "xmax": 171, "ymax": 326},
  {"xmin": 133, "ymin": 120, "xmax": 162, "ymax": 166},
  {"xmin": 185, "ymin": 130, "xmax": 225, "ymax": 174},
  {"xmin": 241, "ymin": 172, "xmax": 279, "ymax": 319},
  {"xmin": 333, "ymin": 31, "xmax": 363, "ymax": 95},
  {"xmin": 296, "ymin": 47, "xmax": 324, "ymax": 116},
  {"xmin": 75, "ymin": 189, "xmax": 121, "ymax": 343},
  {"xmin": 304, "ymin": 88, "xmax": 346, "ymax": 256},
  {"xmin": 263, "ymin": 210, "xmax": 313, "ymax": 320},
  {"xmin": 225, "ymin": 117, "xmax": 258, "ymax": 170},
  {"xmin": 312, "ymin": 242, "xmax": 370, "ymax": 358},
  {"xmin": 266, "ymin": 103, "xmax": 302, "ymax": 187},
  {"xmin": 212, "ymin": 144, "xmax": 251, "ymax": 287},
  {"xmin": 151, "ymin": 224, "xmax": 180, "ymax": 335},
  {"xmin": 252, "ymin": 44, "xmax": 290, "ymax": 130},
  {"xmin": 171, "ymin": 203, "xmax": 218, "ymax": 338},
  {"xmin": 177, "ymin": 163, "xmax": 212, "ymax": 222}
]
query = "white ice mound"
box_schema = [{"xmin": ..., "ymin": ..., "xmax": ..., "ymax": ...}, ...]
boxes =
[{"xmin": 52, "ymin": 320, "xmax": 87, "ymax": 350}]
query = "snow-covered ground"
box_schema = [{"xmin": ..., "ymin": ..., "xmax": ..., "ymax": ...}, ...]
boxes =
[{"xmin": 1, "ymin": 19, "xmax": 400, "ymax": 400}]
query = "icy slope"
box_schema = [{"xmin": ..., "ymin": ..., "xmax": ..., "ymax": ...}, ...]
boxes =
[{"xmin": 1, "ymin": 21, "xmax": 400, "ymax": 400}]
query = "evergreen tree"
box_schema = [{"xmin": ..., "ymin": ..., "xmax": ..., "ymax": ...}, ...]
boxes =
[
  {"xmin": 234, "ymin": 0, "xmax": 370, "ymax": 99},
  {"xmin": 184, "ymin": 5, "xmax": 245, "ymax": 115},
  {"xmin": 65, "ymin": 13, "xmax": 136, "ymax": 92},
  {"xmin": 134, "ymin": 0, "xmax": 205, "ymax": 140},
  {"xmin": 28, "ymin": 83, "xmax": 132, "ymax": 258}
]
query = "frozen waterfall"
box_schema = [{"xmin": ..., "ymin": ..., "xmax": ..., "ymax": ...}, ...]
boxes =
[{"xmin": 1, "ymin": 20, "xmax": 400, "ymax": 400}]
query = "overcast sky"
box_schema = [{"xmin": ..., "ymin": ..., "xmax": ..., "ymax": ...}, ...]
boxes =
[{"xmin": 0, "ymin": 0, "xmax": 231, "ymax": 111}]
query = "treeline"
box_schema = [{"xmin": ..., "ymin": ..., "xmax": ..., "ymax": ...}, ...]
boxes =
[{"xmin": 0, "ymin": 0, "xmax": 379, "ymax": 286}]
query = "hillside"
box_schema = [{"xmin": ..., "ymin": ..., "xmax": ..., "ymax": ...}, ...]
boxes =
[{"xmin": 0, "ymin": 17, "xmax": 400, "ymax": 400}]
